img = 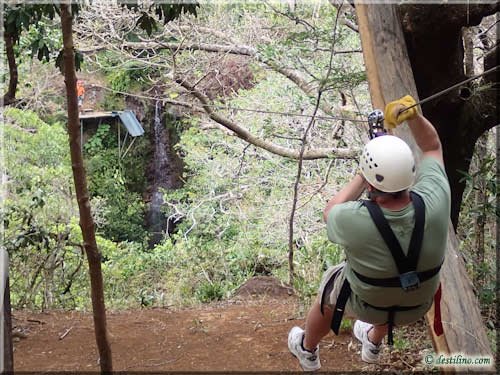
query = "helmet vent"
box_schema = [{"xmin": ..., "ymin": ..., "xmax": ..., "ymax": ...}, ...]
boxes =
[
  {"xmin": 375, "ymin": 174, "xmax": 384, "ymax": 182},
  {"xmin": 374, "ymin": 163, "xmax": 378, "ymax": 168},
  {"xmin": 412, "ymin": 165, "xmax": 416, "ymax": 172}
]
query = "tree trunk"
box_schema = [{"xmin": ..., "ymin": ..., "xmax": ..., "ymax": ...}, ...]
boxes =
[
  {"xmin": 2, "ymin": 281, "xmax": 13, "ymax": 373},
  {"xmin": 3, "ymin": 33, "xmax": 18, "ymax": 105},
  {"xmin": 462, "ymin": 26, "xmax": 488, "ymax": 289},
  {"xmin": 462, "ymin": 27, "xmax": 475, "ymax": 77},
  {"xmin": 59, "ymin": 4, "xmax": 113, "ymax": 373},
  {"xmin": 473, "ymin": 133, "xmax": 488, "ymax": 288},
  {"xmin": 399, "ymin": 4, "xmax": 499, "ymax": 228}
]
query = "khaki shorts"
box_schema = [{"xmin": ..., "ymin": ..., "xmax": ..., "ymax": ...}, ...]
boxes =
[
  {"xmin": 317, "ymin": 261, "xmax": 354, "ymax": 318},
  {"xmin": 318, "ymin": 262, "xmax": 433, "ymax": 326}
]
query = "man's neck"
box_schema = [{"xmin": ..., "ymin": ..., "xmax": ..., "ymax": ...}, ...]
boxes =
[{"xmin": 374, "ymin": 191, "xmax": 411, "ymax": 211}]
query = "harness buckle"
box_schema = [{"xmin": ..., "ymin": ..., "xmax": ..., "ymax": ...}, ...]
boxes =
[{"xmin": 399, "ymin": 271, "xmax": 420, "ymax": 291}]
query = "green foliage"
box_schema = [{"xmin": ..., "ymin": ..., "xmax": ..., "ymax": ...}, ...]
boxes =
[
  {"xmin": 393, "ymin": 336, "xmax": 411, "ymax": 351},
  {"xmin": 18, "ymin": 18, "xmax": 62, "ymax": 62},
  {"xmin": 340, "ymin": 319, "xmax": 353, "ymax": 332},
  {"xmin": 4, "ymin": 4, "xmax": 58, "ymax": 38},
  {"xmin": 162, "ymin": 74, "xmax": 354, "ymax": 305},
  {"xmin": 4, "ymin": 108, "xmax": 151, "ymax": 309},
  {"xmin": 456, "ymin": 130, "xmax": 496, "ymax": 350},
  {"xmin": 5, "ymin": 2, "xmax": 197, "ymax": 74},
  {"xmin": 55, "ymin": 48, "xmax": 84, "ymax": 74},
  {"xmin": 120, "ymin": 1, "xmax": 199, "ymax": 36},
  {"xmin": 4, "ymin": 4, "xmax": 77, "ymax": 73},
  {"xmin": 84, "ymin": 124, "xmax": 147, "ymax": 242},
  {"xmin": 3, "ymin": 109, "xmax": 83, "ymax": 309},
  {"xmin": 107, "ymin": 61, "xmax": 153, "ymax": 92},
  {"xmin": 6, "ymin": 2, "xmax": 375, "ymax": 313}
]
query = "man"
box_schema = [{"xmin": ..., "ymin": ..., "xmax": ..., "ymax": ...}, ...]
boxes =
[
  {"xmin": 288, "ymin": 95, "xmax": 450, "ymax": 371},
  {"xmin": 77, "ymin": 79, "xmax": 85, "ymax": 111}
]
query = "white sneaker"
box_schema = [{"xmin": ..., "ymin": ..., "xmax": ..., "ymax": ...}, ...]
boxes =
[
  {"xmin": 288, "ymin": 326, "xmax": 321, "ymax": 371},
  {"xmin": 353, "ymin": 320, "xmax": 382, "ymax": 363}
]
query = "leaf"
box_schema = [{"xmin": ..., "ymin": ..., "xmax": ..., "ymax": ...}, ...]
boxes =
[
  {"xmin": 155, "ymin": 3, "xmax": 199, "ymax": 24},
  {"xmin": 55, "ymin": 49, "xmax": 64, "ymax": 74},
  {"xmin": 75, "ymin": 49, "xmax": 84, "ymax": 71},
  {"xmin": 121, "ymin": 0, "xmax": 139, "ymax": 11},
  {"xmin": 37, "ymin": 45, "xmax": 45, "ymax": 61},
  {"xmin": 136, "ymin": 12, "xmax": 156, "ymax": 37},
  {"xmin": 169, "ymin": 92, "xmax": 179, "ymax": 99}
]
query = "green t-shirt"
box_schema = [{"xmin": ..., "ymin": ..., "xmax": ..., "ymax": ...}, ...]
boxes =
[{"xmin": 327, "ymin": 157, "xmax": 451, "ymax": 324}]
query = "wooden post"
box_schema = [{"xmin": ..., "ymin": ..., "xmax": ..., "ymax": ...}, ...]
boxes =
[
  {"xmin": 355, "ymin": 3, "xmax": 493, "ymax": 372},
  {"xmin": 3, "ymin": 281, "xmax": 13, "ymax": 373},
  {"xmin": 1, "ymin": 250, "xmax": 13, "ymax": 374}
]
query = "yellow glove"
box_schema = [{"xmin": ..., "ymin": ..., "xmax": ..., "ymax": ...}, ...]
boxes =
[{"xmin": 384, "ymin": 95, "xmax": 418, "ymax": 129}]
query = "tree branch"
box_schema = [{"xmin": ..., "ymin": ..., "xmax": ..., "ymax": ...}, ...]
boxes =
[
  {"xmin": 175, "ymin": 78, "xmax": 358, "ymax": 160},
  {"xmin": 328, "ymin": 0, "xmax": 359, "ymax": 32},
  {"xmin": 3, "ymin": 33, "xmax": 18, "ymax": 105},
  {"xmin": 81, "ymin": 40, "xmax": 340, "ymax": 116}
]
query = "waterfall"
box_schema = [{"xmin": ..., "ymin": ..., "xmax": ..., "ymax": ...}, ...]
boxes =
[
  {"xmin": 145, "ymin": 100, "xmax": 185, "ymax": 247},
  {"xmin": 147, "ymin": 101, "xmax": 170, "ymax": 246}
]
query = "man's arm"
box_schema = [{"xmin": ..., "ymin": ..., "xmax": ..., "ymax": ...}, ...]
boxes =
[
  {"xmin": 323, "ymin": 174, "xmax": 366, "ymax": 222},
  {"xmin": 407, "ymin": 114, "xmax": 444, "ymax": 165}
]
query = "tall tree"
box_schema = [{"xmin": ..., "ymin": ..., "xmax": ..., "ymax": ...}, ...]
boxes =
[
  {"xmin": 59, "ymin": 4, "xmax": 113, "ymax": 372},
  {"xmin": 3, "ymin": 2, "xmax": 198, "ymax": 105},
  {"xmin": 2, "ymin": 4, "xmax": 58, "ymax": 104},
  {"xmin": 57, "ymin": 3, "xmax": 199, "ymax": 371},
  {"xmin": 400, "ymin": 4, "xmax": 499, "ymax": 228}
]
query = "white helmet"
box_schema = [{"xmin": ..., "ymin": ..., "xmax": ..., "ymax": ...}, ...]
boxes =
[{"xmin": 360, "ymin": 135, "xmax": 416, "ymax": 193}]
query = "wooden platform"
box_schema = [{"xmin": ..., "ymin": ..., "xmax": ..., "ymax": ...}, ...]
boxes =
[{"xmin": 79, "ymin": 110, "xmax": 119, "ymax": 120}]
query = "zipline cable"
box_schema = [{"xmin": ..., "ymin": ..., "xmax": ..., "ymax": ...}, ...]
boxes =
[
  {"xmin": 93, "ymin": 65, "xmax": 498, "ymax": 122},
  {"xmin": 212, "ymin": 105, "xmax": 367, "ymax": 122},
  {"xmin": 400, "ymin": 65, "xmax": 499, "ymax": 113},
  {"xmin": 91, "ymin": 83, "xmax": 367, "ymax": 122}
]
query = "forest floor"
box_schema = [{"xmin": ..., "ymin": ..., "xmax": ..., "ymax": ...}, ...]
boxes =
[{"xmin": 12, "ymin": 277, "xmax": 431, "ymax": 373}]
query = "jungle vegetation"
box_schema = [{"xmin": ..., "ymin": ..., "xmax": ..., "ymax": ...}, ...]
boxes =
[{"xmin": 2, "ymin": 0, "xmax": 497, "ymax": 353}]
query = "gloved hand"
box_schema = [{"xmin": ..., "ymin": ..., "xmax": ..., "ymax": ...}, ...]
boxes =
[{"xmin": 384, "ymin": 95, "xmax": 418, "ymax": 129}]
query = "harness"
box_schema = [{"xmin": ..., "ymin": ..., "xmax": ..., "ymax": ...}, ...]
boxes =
[{"xmin": 324, "ymin": 191, "xmax": 443, "ymax": 345}]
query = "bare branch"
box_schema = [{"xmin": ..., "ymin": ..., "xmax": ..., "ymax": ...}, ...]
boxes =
[
  {"xmin": 328, "ymin": 0, "xmax": 359, "ymax": 32},
  {"xmin": 175, "ymin": 78, "xmax": 358, "ymax": 160},
  {"xmin": 81, "ymin": 40, "xmax": 339, "ymax": 115},
  {"xmin": 81, "ymin": 41, "xmax": 256, "ymax": 56}
]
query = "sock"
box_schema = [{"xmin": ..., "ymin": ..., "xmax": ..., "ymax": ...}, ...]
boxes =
[
  {"xmin": 367, "ymin": 327, "xmax": 381, "ymax": 346},
  {"xmin": 301, "ymin": 334, "xmax": 316, "ymax": 353}
]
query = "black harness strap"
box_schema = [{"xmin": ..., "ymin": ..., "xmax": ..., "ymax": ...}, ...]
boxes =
[
  {"xmin": 362, "ymin": 192, "xmax": 425, "ymax": 274},
  {"xmin": 406, "ymin": 192, "xmax": 425, "ymax": 269},
  {"xmin": 352, "ymin": 263, "xmax": 441, "ymax": 288},
  {"xmin": 330, "ymin": 279, "xmax": 351, "ymax": 335},
  {"xmin": 328, "ymin": 278, "xmax": 424, "ymax": 345},
  {"xmin": 363, "ymin": 301, "xmax": 423, "ymax": 346}
]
